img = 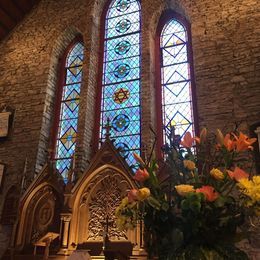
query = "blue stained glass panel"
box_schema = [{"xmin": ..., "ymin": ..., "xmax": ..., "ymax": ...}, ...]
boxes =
[
  {"xmin": 114, "ymin": 40, "xmax": 131, "ymax": 55},
  {"xmin": 66, "ymin": 68, "xmax": 82, "ymax": 84},
  {"xmin": 112, "ymin": 114, "xmax": 130, "ymax": 132},
  {"xmin": 160, "ymin": 19, "xmax": 194, "ymax": 145},
  {"xmin": 105, "ymin": 34, "xmax": 140, "ymax": 59},
  {"xmin": 62, "ymin": 84, "xmax": 80, "ymax": 101},
  {"xmin": 100, "ymin": 0, "xmax": 141, "ymax": 168},
  {"xmin": 55, "ymin": 42, "xmax": 84, "ymax": 180},
  {"xmin": 106, "ymin": 11, "xmax": 140, "ymax": 38},
  {"xmin": 66, "ymin": 43, "xmax": 84, "ymax": 66},
  {"xmin": 116, "ymin": 0, "xmax": 131, "ymax": 12},
  {"xmin": 60, "ymin": 101, "xmax": 80, "ymax": 120}
]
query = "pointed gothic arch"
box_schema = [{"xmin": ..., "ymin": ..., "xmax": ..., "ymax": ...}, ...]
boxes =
[
  {"xmin": 94, "ymin": 0, "xmax": 142, "ymax": 170},
  {"xmin": 155, "ymin": 10, "xmax": 198, "ymax": 157},
  {"xmin": 51, "ymin": 36, "xmax": 85, "ymax": 181}
]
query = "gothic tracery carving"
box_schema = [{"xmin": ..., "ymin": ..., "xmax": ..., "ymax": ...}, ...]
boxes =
[{"xmin": 85, "ymin": 172, "xmax": 129, "ymax": 241}]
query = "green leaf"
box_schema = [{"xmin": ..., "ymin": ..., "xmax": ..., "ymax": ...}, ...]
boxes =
[
  {"xmin": 146, "ymin": 196, "xmax": 161, "ymax": 210},
  {"xmin": 214, "ymin": 196, "xmax": 226, "ymax": 208},
  {"xmin": 161, "ymin": 202, "xmax": 169, "ymax": 212}
]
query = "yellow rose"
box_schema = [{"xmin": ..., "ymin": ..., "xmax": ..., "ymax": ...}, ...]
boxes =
[
  {"xmin": 175, "ymin": 184, "xmax": 195, "ymax": 196},
  {"xmin": 183, "ymin": 160, "xmax": 196, "ymax": 171},
  {"xmin": 137, "ymin": 187, "xmax": 150, "ymax": 201},
  {"xmin": 210, "ymin": 168, "xmax": 224, "ymax": 180},
  {"xmin": 121, "ymin": 197, "xmax": 129, "ymax": 207}
]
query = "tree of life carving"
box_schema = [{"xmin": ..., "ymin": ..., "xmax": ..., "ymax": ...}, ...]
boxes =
[{"xmin": 87, "ymin": 175, "xmax": 127, "ymax": 241}]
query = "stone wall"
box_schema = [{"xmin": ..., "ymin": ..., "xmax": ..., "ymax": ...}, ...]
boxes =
[{"xmin": 0, "ymin": 0, "xmax": 259, "ymax": 257}]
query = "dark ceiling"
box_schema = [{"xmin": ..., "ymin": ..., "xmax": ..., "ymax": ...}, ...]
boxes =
[{"xmin": 0, "ymin": 0, "xmax": 40, "ymax": 42}]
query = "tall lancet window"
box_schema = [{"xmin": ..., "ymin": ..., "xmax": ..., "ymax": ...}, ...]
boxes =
[
  {"xmin": 54, "ymin": 40, "xmax": 84, "ymax": 181},
  {"xmin": 157, "ymin": 13, "xmax": 197, "ymax": 149},
  {"xmin": 99, "ymin": 0, "xmax": 141, "ymax": 169}
]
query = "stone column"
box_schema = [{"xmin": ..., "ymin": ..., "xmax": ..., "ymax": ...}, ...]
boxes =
[{"xmin": 61, "ymin": 215, "xmax": 71, "ymax": 249}]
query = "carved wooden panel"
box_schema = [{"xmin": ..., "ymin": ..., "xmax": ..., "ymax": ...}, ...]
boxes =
[
  {"xmin": 78, "ymin": 169, "xmax": 132, "ymax": 242},
  {"xmin": 22, "ymin": 185, "xmax": 61, "ymax": 244},
  {"xmin": 88, "ymin": 175, "xmax": 126, "ymax": 241},
  {"xmin": 31, "ymin": 187, "xmax": 55, "ymax": 243}
]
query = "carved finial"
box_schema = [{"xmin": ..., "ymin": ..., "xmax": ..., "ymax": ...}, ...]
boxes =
[
  {"xmin": 67, "ymin": 154, "xmax": 76, "ymax": 185},
  {"xmin": 104, "ymin": 118, "xmax": 112, "ymax": 140},
  {"xmin": 21, "ymin": 157, "xmax": 28, "ymax": 190}
]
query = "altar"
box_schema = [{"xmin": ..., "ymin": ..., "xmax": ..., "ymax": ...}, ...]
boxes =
[{"xmin": 8, "ymin": 138, "xmax": 147, "ymax": 259}]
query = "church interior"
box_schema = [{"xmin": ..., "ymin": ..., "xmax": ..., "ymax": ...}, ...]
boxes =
[{"xmin": 0, "ymin": 0, "xmax": 259, "ymax": 259}]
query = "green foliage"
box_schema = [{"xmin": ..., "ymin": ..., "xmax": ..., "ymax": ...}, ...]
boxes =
[
  {"xmin": 115, "ymin": 129, "xmax": 259, "ymax": 259},
  {"xmin": 181, "ymin": 192, "xmax": 204, "ymax": 213}
]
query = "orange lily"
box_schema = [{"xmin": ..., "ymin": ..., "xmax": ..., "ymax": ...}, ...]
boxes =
[
  {"xmin": 133, "ymin": 152, "xmax": 145, "ymax": 166},
  {"xmin": 181, "ymin": 132, "xmax": 194, "ymax": 148},
  {"xmin": 134, "ymin": 168, "xmax": 149, "ymax": 182},
  {"xmin": 195, "ymin": 128, "xmax": 208, "ymax": 144},
  {"xmin": 199, "ymin": 127, "xmax": 207, "ymax": 143},
  {"xmin": 233, "ymin": 132, "xmax": 256, "ymax": 152},
  {"xmin": 216, "ymin": 129, "xmax": 224, "ymax": 145},
  {"xmin": 223, "ymin": 133, "xmax": 235, "ymax": 151},
  {"xmin": 196, "ymin": 185, "xmax": 219, "ymax": 202},
  {"xmin": 227, "ymin": 167, "xmax": 249, "ymax": 182}
]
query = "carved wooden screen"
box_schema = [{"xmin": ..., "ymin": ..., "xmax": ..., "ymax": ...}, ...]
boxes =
[{"xmin": 99, "ymin": 0, "xmax": 141, "ymax": 170}]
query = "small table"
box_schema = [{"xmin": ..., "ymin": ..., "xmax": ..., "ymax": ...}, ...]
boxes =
[{"xmin": 33, "ymin": 232, "xmax": 59, "ymax": 259}]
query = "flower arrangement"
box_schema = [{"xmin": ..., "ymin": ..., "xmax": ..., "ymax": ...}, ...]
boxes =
[{"xmin": 115, "ymin": 128, "xmax": 260, "ymax": 259}]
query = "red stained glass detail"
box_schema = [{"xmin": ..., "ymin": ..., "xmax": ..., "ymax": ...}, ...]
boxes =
[{"xmin": 113, "ymin": 88, "xmax": 130, "ymax": 104}]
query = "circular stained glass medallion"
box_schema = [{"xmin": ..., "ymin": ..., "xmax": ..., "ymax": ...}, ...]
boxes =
[
  {"xmin": 115, "ymin": 19, "xmax": 131, "ymax": 34},
  {"xmin": 116, "ymin": 0, "xmax": 130, "ymax": 12},
  {"xmin": 115, "ymin": 142, "xmax": 129, "ymax": 158},
  {"xmin": 113, "ymin": 88, "xmax": 130, "ymax": 104},
  {"xmin": 115, "ymin": 41, "xmax": 131, "ymax": 55},
  {"xmin": 112, "ymin": 114, "xmax": 130, "ymax": 132},
  {"xmin": 114, "ymin": 64, "xmax": 130, "ymax": 78}
]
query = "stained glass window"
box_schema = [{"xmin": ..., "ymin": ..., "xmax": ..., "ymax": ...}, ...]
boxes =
[
  {"xmin": 160, "ymin": 19, "xmax": 195, "ymax": 145},
  {"xmin": 99, "ymin": 0, "xmax": 141, "ymax": 169},
  {"xmin": 55, "ymin": 42, "xmax": 84, "ymax": 181}
]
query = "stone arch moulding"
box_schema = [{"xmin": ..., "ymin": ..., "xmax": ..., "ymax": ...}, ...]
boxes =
[
  {"xmin": 35, "ymin": 26, "xmax": 84, "ymax": 174},
  {"xmin": 15, "ymin": 182, "xmax": 62, "ymax": 251},
  {"xmin": 154, "ymin": 9, "xmax": 199, "ymax": 158},
  {"xmin": 68, "ymin": 164, "xmax": 140, "ymax": 252}
]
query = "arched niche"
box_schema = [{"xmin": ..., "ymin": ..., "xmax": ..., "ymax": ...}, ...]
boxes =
[
  {"xmin": 1, "ymin": 186, "xmax": 20, "ymax": 225},
  {"xmin": 69, "ymin": 164, "xmax": 140, "ymax": 254},
  {"xmin": 16, "ymin": 183, "xmax": 62, "ymax": 251}
]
